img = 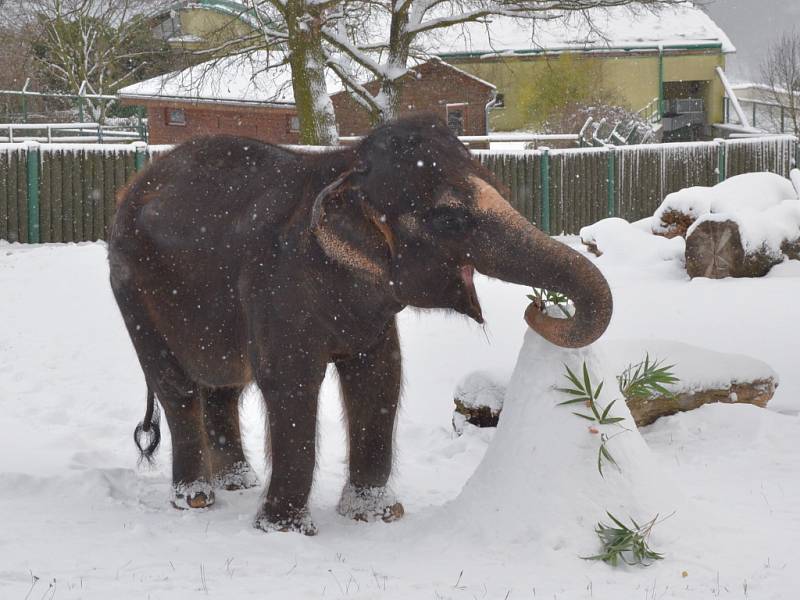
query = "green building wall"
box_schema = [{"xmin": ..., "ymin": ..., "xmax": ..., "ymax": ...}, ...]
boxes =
[{"xmin": 446, "ymin": 49, "xmax": 728, "ymax": 132}]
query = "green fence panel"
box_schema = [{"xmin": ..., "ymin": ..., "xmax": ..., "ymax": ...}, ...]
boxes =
[{"xmin": 1, "ymin": 137, "xmax": 798, "ymax": 243}]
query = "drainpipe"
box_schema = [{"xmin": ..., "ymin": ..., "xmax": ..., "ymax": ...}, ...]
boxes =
[
  {"xmin": 658, "ymin": 45, "xmax": 665, "ymax": 119},
  {"xmin": 484, "ymin": 91, "xmax": 502, "ymax": 138}
]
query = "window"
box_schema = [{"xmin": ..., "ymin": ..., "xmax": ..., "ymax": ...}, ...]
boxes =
[
  {"xmin": 166, "ymin": 107, "xmax": 186, "ymax": 126},
  {"xmin": 446, "ymin": 103, "xmax": 467, "ymax": 136},
  {"xmin": 288, "ymin": 115, "xmax": 300, "ymax": 133}
]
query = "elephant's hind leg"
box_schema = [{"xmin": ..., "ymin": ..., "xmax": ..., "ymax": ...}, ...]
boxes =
[
  {"xmin": 111, "ymin": 279, "xmax": 214, "ymax": 509},
  {"xmin": 335, "ymin": 319, "xmax": 404, "ymax": 523},
  {"xmin": 201, "ymin": 386, "xmax": 258, "ymax": 490}
]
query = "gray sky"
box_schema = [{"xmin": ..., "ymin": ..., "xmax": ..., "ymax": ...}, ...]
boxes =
[{"xmin": 701, "ymin": 0, "xmax": 800, "ymax": 82}]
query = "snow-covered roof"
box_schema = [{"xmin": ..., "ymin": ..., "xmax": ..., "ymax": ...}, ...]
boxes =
[
  {"xmin": 118, "ymin": 52, "xmax": 297, "ymax": 106},
  {"xmin": 120, "ymin": 53, "xmax": 496, "ymax": 105},
  {"xmin": 431, "ymin": 4, "xmax": 735, "ymax": 58}
]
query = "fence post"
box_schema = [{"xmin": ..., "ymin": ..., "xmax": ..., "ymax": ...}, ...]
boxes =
[
  {"xmin": 539, "ymin": 147, "xmax": 550, "ymax": 234},
  {"xmin": 25, "ymin": 141, "xmax": 40, "ymax": 243},
  {"xmin": 716, "ymin": 138, "xmax": 727, "ymax": 184},
  {"xmin": 133, "ymin": 141, "xmax": 147, "ymax": 171},
  {"xmin": 606, "ymin": 146, "xmax": 616, "ymax": 218}
]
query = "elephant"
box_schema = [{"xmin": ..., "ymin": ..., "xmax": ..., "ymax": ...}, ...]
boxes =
[{"xmin": 108, "ymin": 114, "xmax": 612, "ymax": 535}]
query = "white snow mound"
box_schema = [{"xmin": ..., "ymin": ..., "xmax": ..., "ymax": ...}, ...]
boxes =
[
  {"xmin": 580, "ymin": 217, "xmax": 685, "ymax": 265},
  {"xmin": 652, "ymin": 172, "xmax": 799, "ymax": 237},
  {"xmin": 448, "ymin": 327, "xmax": 687, "ymax": 552},
  {"xmin": 711, "ymin": 172, "xmax": 798, "ymax": 214}
]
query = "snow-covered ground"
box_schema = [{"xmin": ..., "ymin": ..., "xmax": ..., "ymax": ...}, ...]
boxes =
[{"xmin": 1, "ymin": 237, "xmax": 799, "ymax": 599}]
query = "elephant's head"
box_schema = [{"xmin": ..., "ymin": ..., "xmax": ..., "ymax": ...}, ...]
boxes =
[{"xmin": 311, "ymin": 115, "xmax": 612, "ymax": 348}]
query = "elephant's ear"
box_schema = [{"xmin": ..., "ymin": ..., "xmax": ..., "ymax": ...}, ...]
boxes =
[{"xmin": 309, "ymin": 166, "xmax": 396, "ymax": 282}]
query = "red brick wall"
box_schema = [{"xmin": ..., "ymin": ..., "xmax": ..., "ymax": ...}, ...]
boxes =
[
  {"xmin": 144, "ymin": 101, "xmax": 300, "ymax": 145},
  {"xmin": 332, "ymin": 60, "xmax": 495, "ymax": 138}
]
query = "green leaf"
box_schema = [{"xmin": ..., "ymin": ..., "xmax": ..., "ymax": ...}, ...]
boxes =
[
  {"xmin": 600, "ymin": 399, "xmax": 616, "ymax": 421},
  {"xmin": 582, "ymin": 363, "xmax": 593, "ymax": 402},
  {"xmin": 572, "ymin": 412, "xmax": 596, "ymax": 421},
  {"xmin": 594, "ymin": 380, "xmax": 604, "ymax": 400}
]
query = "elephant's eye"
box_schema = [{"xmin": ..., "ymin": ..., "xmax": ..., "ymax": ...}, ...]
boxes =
[{"xmin": 427, "ymin": 206, "xmax": 470, "ymax": 234}]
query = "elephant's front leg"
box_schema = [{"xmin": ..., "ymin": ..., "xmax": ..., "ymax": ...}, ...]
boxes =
[
  {"xmin": 335, "ymin": 320, "xmax": 404, "ymax": 523},
  {"xmin": 254, "ymin": 351, "xmax": 326, "ymax": 535}
]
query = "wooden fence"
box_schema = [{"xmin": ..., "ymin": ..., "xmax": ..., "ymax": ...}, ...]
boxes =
[{"xmin": 1, "ymin": 136, "xmax": 798, "ymax": 243}]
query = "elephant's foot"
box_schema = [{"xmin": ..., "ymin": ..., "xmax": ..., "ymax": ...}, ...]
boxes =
[
  {"xmin": 254, "ymin": 506, "xmax": 317, "ymax": 536},
  {"xmin": 171, "ymin": 480, "xmax": 215, "ymax": 510},
  {"xmin": 212, "ymin": 461, "xmax": 259, "ymax": 491},
  {"xmin": 337, "ymin": 483, "xmax": 404, "ymax": 523}
]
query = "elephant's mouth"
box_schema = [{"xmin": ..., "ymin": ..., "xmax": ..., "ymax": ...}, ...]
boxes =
[{"xmin": 459, "ymin": 264, "xmax": 484, "ymax": 324}]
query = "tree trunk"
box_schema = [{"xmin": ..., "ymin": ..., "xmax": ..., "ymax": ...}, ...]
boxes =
[
  {"xmin": 684, "ymin": 219, "xmax": 793, "ymax": 279},
  {"xmin": 286, "ymin": 9, "xmax": 338, "ymax": 146},
  {"xmin": 372, "ymin": 11, "xmax": 411, "ymax": 125}
]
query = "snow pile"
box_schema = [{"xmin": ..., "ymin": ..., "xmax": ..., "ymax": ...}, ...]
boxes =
[
  {"xmin": 652, "ymin": 173, "xmax": 798, "ymax": 237},
  {"xmin": 448, "ymin": 324, "xmax": 685, "ymax": 552},
  {"xmin": 710, "ymin": 172, "xmax": 798, "ymax": 213},
  {"xmin": 648, "ymin": 172, "xmax": 800, "ymax": 261},
  {"xmin": 652, "ymin": 172, "xmax": 799, "ymax": 234},
  {"xmin": 580, "ymin": 217, "xmax": 686, "ymax": 265}
]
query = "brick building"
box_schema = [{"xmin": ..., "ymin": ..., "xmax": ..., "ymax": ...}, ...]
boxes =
[
  {"xmin": 332, "ymin": 58, "xmax": 496, "ymax": 138},
  {"xmin": 118, "ymin": 54, "xmax": 496, "ymax": 145},
  {"xmin": 119, "ymin": 52, "xmax": 302, "ymax": 145}
]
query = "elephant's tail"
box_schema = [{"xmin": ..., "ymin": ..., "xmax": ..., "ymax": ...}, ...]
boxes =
[{"xmin": 133, "ymin": 386, "xmax": 161, "ymax": 465}]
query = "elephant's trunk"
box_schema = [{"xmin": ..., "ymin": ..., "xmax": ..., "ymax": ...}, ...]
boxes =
[{"xmin": 468, "ymin": 177, "xmax": 613, "ymax": 348}]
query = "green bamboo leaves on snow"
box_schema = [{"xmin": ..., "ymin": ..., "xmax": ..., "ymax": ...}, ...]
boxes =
[
  {"xmin": 583, "ymin": 513, "xmax": 665, "ymax": 566},
  {"xmin": 617, "ymin": 354, "xmax": 679, "ymax": 399}
]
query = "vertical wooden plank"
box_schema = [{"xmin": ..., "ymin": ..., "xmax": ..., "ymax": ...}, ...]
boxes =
[
  {"xmin": 17, "ymin": 149, "xmax": 29, "ymax": 243},
  {"xmin": 98, "ymin": 149, "xmax": 115, "ymax": 240},
  {"xmin": 40, "ymin": 150, "xmax": 52, "ymax": 243},
  {"xmin": 8, "ymin": 150, "xmax": 19, "ymax": 242},
  {"xmin": 0, "ymin": 149, "xmax": 8, "ymax": 241},
  {"xmin": 72, "ymin": 149, "xmax": 85, "ymax": 241},
  {"xmin": 62, "ymin": 150, "xmax": 75, "ymax": 242},
  {"xmin": 51, "ymin": 149, "xmax": 63, "ymax": 243}
]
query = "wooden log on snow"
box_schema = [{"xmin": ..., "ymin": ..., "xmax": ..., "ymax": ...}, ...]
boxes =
[
  {"xmin": 453, "ymin": 376, "xmax": 777, "ymax": 431},
  {"xmin": 627, "ymin": 377, "xmax": 777, "ymax": 427},
  {"xmin": 684, "ymin": 218, "xmax": 796, "ymax": 279}
]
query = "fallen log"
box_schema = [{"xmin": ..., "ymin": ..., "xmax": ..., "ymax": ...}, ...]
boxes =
[
  {"xmin": 685, "ymin": 217, "xmax": 800, "ymax": 279},
  {"xmin": 627, "ymin": 377, "xmax": 777, "ymax": 427},
  {"xmin": 453, "ymin": 340, "xmax": 778, "ymax": 431}
]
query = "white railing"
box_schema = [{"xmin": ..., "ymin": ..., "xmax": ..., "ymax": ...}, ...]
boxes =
[{"xmin": 0, "ymin": 122, "xmax": 143, "ymax": 143}]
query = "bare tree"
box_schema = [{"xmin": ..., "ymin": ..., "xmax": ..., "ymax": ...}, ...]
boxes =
[
  {"xmin": 322, "ymin": 0, "xmax": 686, "ymax": 125},
  {"xmin": 17, "ymin": 0, "xmax": 168, "ymax": 121},
  {"xmin": 191, "ymin": 0, "xmax": 686, "ymax": 144},
  {"xmin": 761, "ymin": 31, "xmax": 800, "ymax": 136}
]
